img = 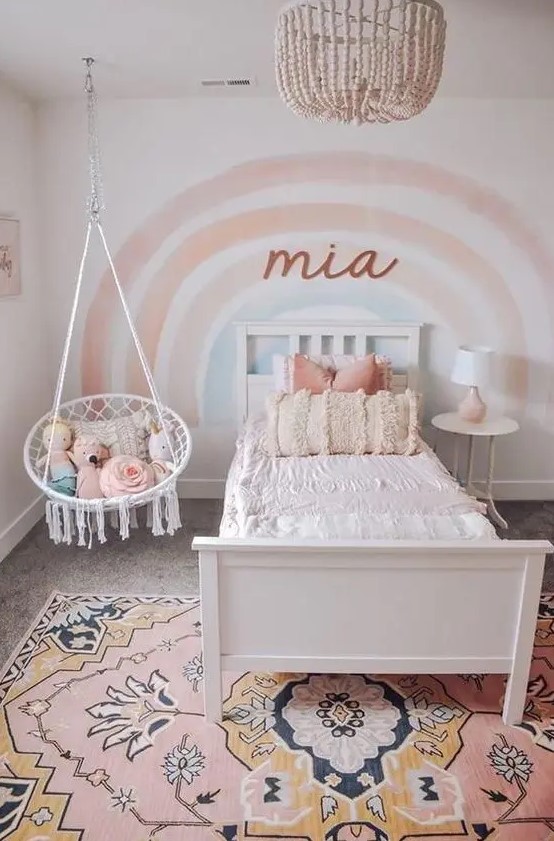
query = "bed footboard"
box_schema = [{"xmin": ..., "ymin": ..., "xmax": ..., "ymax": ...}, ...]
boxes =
[{"xmin": 191, "ymin": 537, "xmax": 551, "ymax": 725}]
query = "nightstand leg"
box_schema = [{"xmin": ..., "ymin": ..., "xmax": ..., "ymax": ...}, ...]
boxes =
[
  {"xmin": 465, "ymin": 436, "xmax": 475, "ymax": 489},
  {"xmin": 486, "ymin": 436, "xmax": 508, "ymax": 529},
  {"xmin": 452, "ymin": 435, "xmax": 460, "ymax": 480}
]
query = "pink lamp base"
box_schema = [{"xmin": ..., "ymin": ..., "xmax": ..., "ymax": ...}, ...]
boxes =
[{"xmin": 458, "ymin": 386, "xmax": 487, "ymax": 423}]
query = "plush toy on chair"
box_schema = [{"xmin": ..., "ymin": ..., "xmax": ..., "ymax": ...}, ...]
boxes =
[
  {"xmin": 71, "ymin": 434, "xmax": 109, "ymax": 499},
  {"xmin": 148, "ymin": 420, "xmax": 175, "ymax": 483},
  {"xmin": 37, "ymin": 419, "xmax": 77, "ymax": 497}
]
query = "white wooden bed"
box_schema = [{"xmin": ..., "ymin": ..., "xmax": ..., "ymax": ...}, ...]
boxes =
[{"xmin": 193, "ymin": 321, "xmax": 552, "ymax": 726}]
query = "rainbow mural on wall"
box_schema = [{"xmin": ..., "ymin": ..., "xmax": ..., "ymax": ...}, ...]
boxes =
[{"xmin": 81, "ymin": 152, "xmax": 554, "ymax": 429}]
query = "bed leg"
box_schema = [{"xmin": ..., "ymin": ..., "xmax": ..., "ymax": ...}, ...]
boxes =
[
  {"xmin": 502, "ymin": 556, "xmax": 544, "ymax": 726},
  {"xmin": 199, "ymin": 550, "xmax": 223, "ymax": 721},
  {"xmin": 503, "ymin": 668, "xmax": 528, "ymax": 726}
]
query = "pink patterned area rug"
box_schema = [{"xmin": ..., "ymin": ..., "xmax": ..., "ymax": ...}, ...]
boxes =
[{"xmin": 0, "ymin": 593, "xmax": 553, "ymax": 840}]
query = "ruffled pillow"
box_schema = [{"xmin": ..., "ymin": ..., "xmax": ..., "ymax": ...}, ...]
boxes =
[{"xmin": 99, "ymin": 455, "xmax": 156, "ymax": 497}]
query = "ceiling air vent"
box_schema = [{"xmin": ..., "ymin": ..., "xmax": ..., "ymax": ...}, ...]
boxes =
[{"xmin": 200, "ymin": 77, "xmax": 257, "ymax": 89}]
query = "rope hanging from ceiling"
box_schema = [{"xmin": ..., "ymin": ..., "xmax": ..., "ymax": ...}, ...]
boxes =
[{"xmin": 24, "ymin": 59, "xmax": 192, "ymax": 547}]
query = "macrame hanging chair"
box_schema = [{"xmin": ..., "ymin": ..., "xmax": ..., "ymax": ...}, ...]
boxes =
[{"xmin": 23, "ymin": 59, "xmax": 192, "ymax": 547}]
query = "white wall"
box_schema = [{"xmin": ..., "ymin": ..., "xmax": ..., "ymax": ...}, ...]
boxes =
[
  {"xmin": 37, "ymin": 96, "xmax": 554, "ymax": 498},
  {"xmin": 0, "ymin": 89, "xmax": 550, "ymax": 554},
  {"xmin": 0, "ymin": 82, "xmax": 50, "ymax": 557}
]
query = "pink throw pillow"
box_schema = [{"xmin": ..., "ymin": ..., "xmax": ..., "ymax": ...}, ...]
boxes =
[
  {"xmin": 333, "ymin": 356, "xmax": 378, "ymax": 393},
  {"xmin": 292, "ymin": 355, "xmax": 335, "ymax": 394},
  {"xmin": 317, "ymin": 354, "xmax": 391, "ymax": 391},
  {"xmin": 291, "ymin": 354, "xmax": 379, "ymax": 395}
]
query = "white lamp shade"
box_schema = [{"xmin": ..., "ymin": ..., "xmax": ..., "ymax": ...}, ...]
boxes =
[{"xmin": 451, "ymin": 345, "xmax": 493, "ymax": 387}]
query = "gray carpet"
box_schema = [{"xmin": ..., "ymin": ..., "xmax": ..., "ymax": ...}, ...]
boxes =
[{"xmin": 0, "ymin": 499, "xmax": 552, "ymax": 671}]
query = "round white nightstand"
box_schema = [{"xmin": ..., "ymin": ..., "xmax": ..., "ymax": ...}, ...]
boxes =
[{"xmin": 431, "ymin": 412, "xmax": 519, "ymax": 529}]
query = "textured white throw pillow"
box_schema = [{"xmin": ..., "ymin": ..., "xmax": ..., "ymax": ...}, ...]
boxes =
[
  {"xmin": 73, "ymin": 409, "xmax": 151, "ymax": 460},
  {"xmin": 264, "ymin": 389, "xmax": 420, "ymax": 457}
]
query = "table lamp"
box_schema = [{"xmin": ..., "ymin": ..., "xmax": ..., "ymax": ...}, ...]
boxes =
[{"xmin": 451, "ymin": 345, "xmax": 493, "ymax": 423}]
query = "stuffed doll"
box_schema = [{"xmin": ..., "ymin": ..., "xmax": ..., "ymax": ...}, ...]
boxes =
[
  {"xmin": 37, "ymin": 418, "xmax": 77, "ymax": 496},
  {"xmin": 148, "ymin": 420, "xmax": 175, "ymax": 483},
  {"xmin": 71, "ymin": 434, "xmax": 109, "ymax": 499}
]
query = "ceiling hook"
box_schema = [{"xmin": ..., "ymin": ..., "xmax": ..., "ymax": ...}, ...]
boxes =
[{"xmin": 82, "ymin": 57, "xmax": 95, "ymax": 93}]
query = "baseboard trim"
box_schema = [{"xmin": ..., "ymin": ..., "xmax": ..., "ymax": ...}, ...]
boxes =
[
  {"xmin": 178, "ymin": 479, "xmax": 225, "ymax": 499},
  {"xmin": 0, "ymin": 496, "xmax": 43, "ymax": 563},
  {"xmin": 476, "ymin": 480, "xmax": 554, "ymax": 501}
]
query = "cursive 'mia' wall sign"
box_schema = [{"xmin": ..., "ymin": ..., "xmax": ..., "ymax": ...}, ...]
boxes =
[{"xmin": 263, "ymin": 243, "xmax": 398, "ymax": 280}]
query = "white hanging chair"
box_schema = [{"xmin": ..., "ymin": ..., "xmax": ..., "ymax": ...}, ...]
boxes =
[
  {"xmin": 23, "ymin": 60, "xmax": 192, "ymax": 546},
  {"xmin": 24, "ymin": 394, "xmax": 191, "ymax": 545}
]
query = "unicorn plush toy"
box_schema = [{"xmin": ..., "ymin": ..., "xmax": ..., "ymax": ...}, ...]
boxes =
[{"xmin": 148, "ymin": 419, "xmax": 175, "ymax": 483}]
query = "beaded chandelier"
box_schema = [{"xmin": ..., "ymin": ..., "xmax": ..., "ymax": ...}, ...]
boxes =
[{"xmin": 275, "ymin": 0, "xmax": 446, "ymax": 125}]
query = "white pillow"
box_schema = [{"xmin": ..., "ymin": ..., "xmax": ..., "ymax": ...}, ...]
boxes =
[
  {"xmin": 272, "ymin": 354, "xmax": 289, "ymax": 392},
  {"xmin": 265, "ymin": 389, "xmax": 421, "ymax": 457},
  {"xmin": 73, "ymin": 409, "xmax": 151, "ymax": 460}
]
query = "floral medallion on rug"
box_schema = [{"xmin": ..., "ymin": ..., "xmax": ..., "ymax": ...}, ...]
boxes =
[{"xmin": 0, "ymin": 593, "xmax": 553, "ymax": 840}]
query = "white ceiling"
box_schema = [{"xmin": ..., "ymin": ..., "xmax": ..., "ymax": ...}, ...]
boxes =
[{"xmin": 1, "ymin": 0, "xmax": 554, "ymax": 100}]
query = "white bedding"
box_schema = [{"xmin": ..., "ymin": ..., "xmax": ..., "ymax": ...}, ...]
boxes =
[{"xmin": 220, "ymin": 417, "xmax": 497, "ymax": 540}]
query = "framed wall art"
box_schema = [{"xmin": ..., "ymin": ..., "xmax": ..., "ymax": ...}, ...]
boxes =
[{"xmin": 0, "ymin": 217, "xmax": 21, "ymax": 298}]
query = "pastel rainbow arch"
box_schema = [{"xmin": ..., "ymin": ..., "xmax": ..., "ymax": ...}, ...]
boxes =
[{"xmin": 81, "ymin": 152, "xmax": 554, "ymax": 427}]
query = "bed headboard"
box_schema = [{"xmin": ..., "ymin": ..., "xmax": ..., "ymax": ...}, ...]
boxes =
[{"xmin": 235, "ymin": 321, "xmax": 422, "ymax": 425}]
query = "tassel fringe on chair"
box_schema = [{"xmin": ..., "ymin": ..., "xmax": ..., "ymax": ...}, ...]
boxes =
[{"xmin": 45, "ymin": 483, "xmax": 182, "ymax": 547}]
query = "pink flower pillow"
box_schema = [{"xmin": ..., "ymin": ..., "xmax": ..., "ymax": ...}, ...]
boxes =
[
  {"xmin": 291, "ymin": 353, "xmax": 379, "ymax": 395},
  {"xmin": 99, "ymin": 455, "xmax": 156, "ymax": 498}
]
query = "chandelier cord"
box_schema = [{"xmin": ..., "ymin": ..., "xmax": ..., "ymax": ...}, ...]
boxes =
[{"xmin": 83, "ymin": 57, "xmax": 104, "ymax": 220}]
